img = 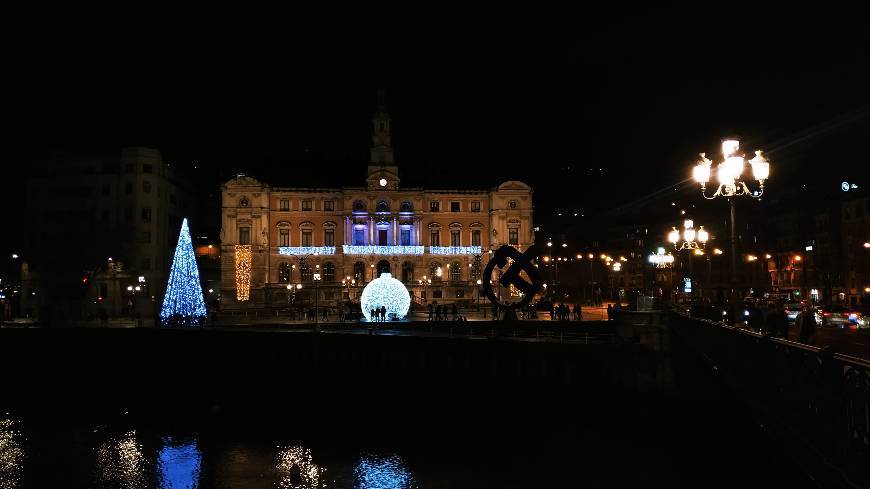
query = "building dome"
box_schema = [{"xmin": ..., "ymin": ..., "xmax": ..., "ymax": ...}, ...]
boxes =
[{"xmin": 360, "ymin": 273, "xmax": 411, "ymax": 322}]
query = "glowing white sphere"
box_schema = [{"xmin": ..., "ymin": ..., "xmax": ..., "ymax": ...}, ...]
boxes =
[{"xmin": 360, "ymin": 273, "xmax": 410, "ymax": 322}]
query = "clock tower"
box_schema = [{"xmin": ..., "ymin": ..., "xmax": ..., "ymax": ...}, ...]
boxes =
[{"xmin": 367, "ymin": 89, "xmax": 400, "ymax": 190}]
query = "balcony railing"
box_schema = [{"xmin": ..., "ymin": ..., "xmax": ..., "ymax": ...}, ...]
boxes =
[
  {"xmin": 342, "ymin": 245, "xmax": 425, "ymax": 255},
  {"xmin": 278, "ymin": 246, "xmax": 336, "ymax": 255},
  {"xmin": 428, "ymin": 246, "xmax": 482, "ymax": 255}
]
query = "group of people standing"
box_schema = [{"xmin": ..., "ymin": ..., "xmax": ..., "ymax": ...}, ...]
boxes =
[
  {"xmin": 549, "ymin": 303, "xmax": 581, "ymax": 321},
  {"xmin": 427, "ymin": 301, "xmax": 461, "ymax": 321},
  {"xmin": 689, "ymin": 299, "xmax": 818, "ymax": 345},
  {"xmin": 369, "ymin": 305, "xmax": 388, "ymax": 322}
]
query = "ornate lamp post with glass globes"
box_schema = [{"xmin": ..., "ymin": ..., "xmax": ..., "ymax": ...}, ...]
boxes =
[
  {"xmin": 693, "ymin": 138, "xmax": 770, "ymax": 297},
  {"xmin": 668, "ymin": 219, "xmax": 709, "ymax": 298}
]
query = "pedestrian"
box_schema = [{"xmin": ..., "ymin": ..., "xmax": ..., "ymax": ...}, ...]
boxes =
[
  {"xmin": 574, "ymin": 303, "xmax": 581, "ymax": 321},
  {"xmin": 452, "ymin": 303, "xmax": 458, "ymax": 321},
  {"xmin": 428, "ymin": 302, "xmax": 434, "ymax": 321},
  {"xmin": 549, "ymin": 303, "xmax": 555, "ymax": 321},
  {"xmin": 796, "ymin": 304, "xmax": 817, "ymax": 344},
  {"xmin": 607, "ymin": 303, "xmax": 613, "ymax": 321},
  {"xmin": 370, "ymin": 308, "xmax": 376, "ymax": 322},
  {"xmin": 380, "ymin": 305, "xmax": 387, "ymax": 322},
  {"xmin": 765, "ymin": 302, "xmax": 788, "ymax": 338},
  {"xmin": 322, "ymin": 308, "xmax": 328, "ymax": 322},
  {"xmin": 492, "ymin": 303, "xmax": 499, "ymax": 321}
]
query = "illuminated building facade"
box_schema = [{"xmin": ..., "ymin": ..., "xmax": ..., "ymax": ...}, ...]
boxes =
[{"xmin": 220, "ymin": 103, "xmax": 533, "ymax": 309}]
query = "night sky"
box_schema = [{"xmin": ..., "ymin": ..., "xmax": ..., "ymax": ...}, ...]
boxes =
[{"xmin": 4, "ymin": 10, "xmax": 869, "ymax": 248}]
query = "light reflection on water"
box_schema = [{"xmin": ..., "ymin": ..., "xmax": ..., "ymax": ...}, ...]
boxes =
[
  {"xmin": 94, "ymin": 430, "xmax": 150, "ymax": 489},
  {"xmin": 354, "ymin": 453, "xmax": 415, "ymax": 489},
  {"xmin": 158, "ymin": 436, "xmax": 201, "ymax": 489},
  {"xmin": 0, "ymin": 415, "xmax": 25, "ymax": 489}
]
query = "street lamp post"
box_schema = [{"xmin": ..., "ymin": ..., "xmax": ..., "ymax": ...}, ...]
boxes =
[
  {"xmin": 313, "ymin": 270, "xmax": 321, "ymax": 332},
  {"xmin": 667, "ymin": 219, "xmax": 709, "ymax": 299},
  {"xmin": 693, "ymin": 138, "xmax": 770, "ymax": 298}
]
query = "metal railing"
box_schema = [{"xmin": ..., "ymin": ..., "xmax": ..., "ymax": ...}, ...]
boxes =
[{"xmin": 670, "ymin": 311, "xmax": 870, "ymax": 488}]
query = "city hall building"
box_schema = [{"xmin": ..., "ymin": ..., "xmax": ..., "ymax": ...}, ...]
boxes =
[{"xmin": 220, "ymin": 103, "xmax": 533, "ymax": 310}]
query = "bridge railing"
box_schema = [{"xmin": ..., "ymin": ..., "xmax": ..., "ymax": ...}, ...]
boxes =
[{"xmin": 669, "ymin": 310, "xmax": 870, "ymax": 488}]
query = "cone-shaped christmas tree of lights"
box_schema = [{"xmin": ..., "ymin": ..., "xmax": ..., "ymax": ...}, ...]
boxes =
[{"xmin": 160, "ymin": 218, "xmax": 207, "ymax": 326}]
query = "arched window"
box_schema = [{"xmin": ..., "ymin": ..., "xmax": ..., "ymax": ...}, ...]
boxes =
[
  {"xmin": 376, "ymin": 200, "xmax": 390, "ymax": 212},
  {"xmin": 450, "ymin": 261, "xmax": 461, "ymax": 281},
  {"xmin": 400, "ymin": 201, "xmax": 413, "ymax": 212},
  {"xmin": 430, "ymin": 261, "xmax": 442, "ymax": 281},
  {"xmin": 323, "ymin": 262, "xmax": 335, "ymax": 282},
  {"xmin": 300, "ymin": 222, "xmax": 314, "ymax": 247},
  {"xmin": 402, "ymin": 261, "xmax": 414, "ymax": 283},
  {"xmin": 353, "ymin": 200, "xmax": 366, "ymax": 211},
  {"xmin": 353, "ymin": 261, "xmax": 366, "ymax": 281},
  {"xmin": 278, "ymin": 262, "xmax": 291, "ymax": 283},
  {"xmin": 239, "ymin": 197, "xmax": 249, "ymax": 207},
  {"xmin": 471, "ymin": 256, "xmax": 482, "ymax": 281},
  {"xmin": 300, "ymin": 263, "xmax": 312, "ymax": 282}
]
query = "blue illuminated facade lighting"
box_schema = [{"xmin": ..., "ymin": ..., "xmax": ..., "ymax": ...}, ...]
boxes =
[
  {"xmin": 428, "ymin": 246, "xmax": 482, "ymax": 255},
  {"xmin": 278, "ymin": 246, "xmax": 336, "ymax": 256},
  {"xmin": 342, "ymin": 245, "xmax": 424, "ymax": 255}
]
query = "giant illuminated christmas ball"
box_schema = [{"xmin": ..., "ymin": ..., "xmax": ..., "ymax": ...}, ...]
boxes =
[{"xmin": 360, "ymin": 273, "xmax": 411, "ymax": 322}]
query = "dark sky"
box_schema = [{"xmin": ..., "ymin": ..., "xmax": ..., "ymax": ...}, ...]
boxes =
[{"xmin": 4, "ymin": 10, "xmax": 869, "ymax": 242}]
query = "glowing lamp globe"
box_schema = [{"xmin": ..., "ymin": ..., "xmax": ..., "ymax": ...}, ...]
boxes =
[{"xmin": 360, "ymin": 273, "xmax": 411, "ymax": 322}]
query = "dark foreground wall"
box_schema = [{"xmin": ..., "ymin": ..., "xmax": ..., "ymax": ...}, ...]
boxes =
[{"xmin": 0, "ymin": 327, "xmax": 655, "ymax": 422}]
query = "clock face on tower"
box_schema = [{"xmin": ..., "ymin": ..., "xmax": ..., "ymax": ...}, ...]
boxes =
[{"xmin": 379, "ymin": 178, "xmax": 388, "ymax": 187}]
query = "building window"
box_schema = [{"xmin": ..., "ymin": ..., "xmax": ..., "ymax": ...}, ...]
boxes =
[
  {"xmin": 278, "ymin": 262, "xmax": 291, "ymax": 283},
  {"xmin": 302, "ymin": 200, "xmax": 312, "ymax": 211},
  {"xmin": 280, "ymin": 199, "xmax": 289, "ymax": 211},
  {"xmin": 451, "ymin": 230, "xmax": 460, "ymax": 246},
  {"xmin": 323, "ymin": 262, "xmax": 335, "ymax": 282},
  {"xmin": 324, "ymin": 229, "xmax": 334, "ymax": 246},
  {"xmin": 125, "ymin": 183, "xmax": 133, "ymax": 195},
  {"xmin": 430, "ymin": 230, "xmax": 440, "ymax": 246},
  {"xmin": 353, "ymin": 228, "xmax": 366, "ymax": 246},
  {"xmin": 143, "ymin": 181, "xmax": 151, "ymax": 193},
  {"xmin": 509, "ymin": 228, "xmax": 518, "ymax": 245},
  {"xmin": 377, "ymin": 200, "xmax": 390, "ymax": 212},
  {"xmin": 102, "ymin": 184, "xmax": 111, "ymax": 196},
  {"xmin": 472, "ymin": 230, "xmax": 481, "ymax": 247},
  {"xmin": 302, "ymin": 230, "xmax": 312, "ymax": 246},
  {"xmin": 430, "ymin": 201, "xmax": 440, "ymax": 212},
  {"xmin": 402, "ymin": 261, "xmax": 414, "ymax": 283},
  {"xmin": 471, "ymin": 257, "xmax": 482, "ymax": 280},
  {"xmin": 471, "ymin": 201, "xmax": 481, "ymax": 212},
  {"xmin": 450, "ymin": 262, "xmax": 461, "ymax": 281},
  {"xmin": 279, "ymin": 228, "xmax": 290, "ymax": 247},
  {"xmin": 124, "ymin": 207, "xmax": 133, "ymax": 222},
  {"xmin": 141, "ymin": 207, "xmax": 152, "ymax": 223},
  {"xmin": 353, "ymin": 200, "xmax": 366, "ymax": 211},
  {"xmin": 353, "ymin": 261, "xmax": 365, "ymax": 281},
  {"xmin": 509, "ymin": 200, "xmax": 517, "ymax": 209},
  {"xmin": 239, "ymin": 227, "xmax": 250, "ymax": 245},
  {"xmin": 300, "ymin": 264, "xmax": 312, "ymax": 282},
  {"xmin": 400, "ymin": 229, "xmax": 411, "ymax": 246},
  {"xmin": 430, "ymin": 262, "xmax": 442, "ymax": 281},
  {"xmin": 451, "ymin": 201, "xmax": 460, "ymax": 212},
  {"xmin": 324, "ymin": 200, "xmax": 334, "ymax": 211},
  {"xmin": 433, "ymin": 290, "xmax": 443, "ymax": 299},
  {"xmin": 400, "ymin": 201, "xmax": 413, "ymax": 212}
]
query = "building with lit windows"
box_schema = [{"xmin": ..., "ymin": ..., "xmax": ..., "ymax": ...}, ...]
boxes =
[{"xmin": 220, "ymin": 102, "xmax": 534, "ymax": 310}]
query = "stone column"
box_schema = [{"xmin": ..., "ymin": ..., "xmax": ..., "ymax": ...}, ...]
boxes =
[{"xmin": 393, "ymin": 217, "xmax": 398, "ymax": 245}]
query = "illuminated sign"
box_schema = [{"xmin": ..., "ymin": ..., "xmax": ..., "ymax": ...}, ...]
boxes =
[{"xmin": 683, "ymin": 277, "xmax": 692, "ymax": 293}]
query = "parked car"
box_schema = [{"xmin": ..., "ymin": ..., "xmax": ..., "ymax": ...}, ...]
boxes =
[{"xmin": 784, "ymin": 302, "xmax": 803, "ymax": 325}]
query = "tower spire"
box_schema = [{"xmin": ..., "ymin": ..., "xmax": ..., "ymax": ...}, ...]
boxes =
[{"xmin": 367, "ymin": 89, "xmax": 399, "ymax": 190}]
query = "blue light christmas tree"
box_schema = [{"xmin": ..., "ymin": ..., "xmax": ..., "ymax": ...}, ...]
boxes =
[{"xmin": 160, "ymin": 218, "xmax": 207, "ymax": 326}]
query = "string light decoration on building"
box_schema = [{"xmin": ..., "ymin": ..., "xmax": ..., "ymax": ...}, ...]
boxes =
[
  {"xmin": 235, "ymin": 244, "xmax": 252, "ymax": 301},
  {"xmin": 278, "ymin": 246, "xmax": 335, "ymax": 256},
  {"xmin": 159, "ymin": 218, "xmax": 207, "ymax": 326},
  {"xmin": 342, "ymin": 245, "xmax": 424, "ymax": 255},
  {"xmin": 428, "ymin": 246, "xmax": 482, "ymax": 255},
  {"xmin": 360, "ymin": 273, "xmax": 411, "ymax": 322}
]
